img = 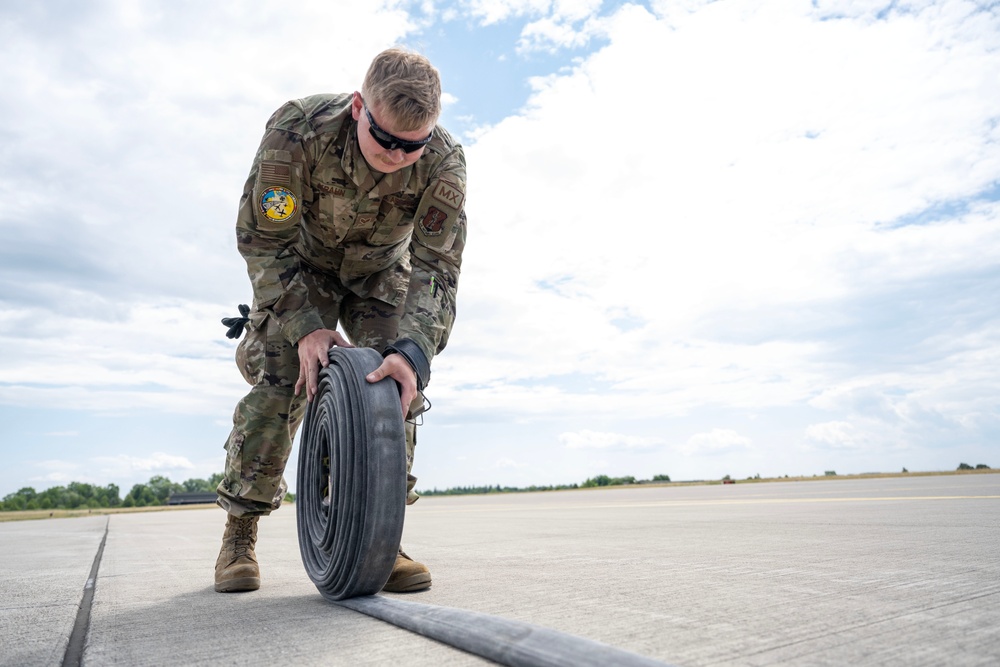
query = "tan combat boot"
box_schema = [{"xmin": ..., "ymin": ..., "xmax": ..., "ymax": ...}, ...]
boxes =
[
  {"xmin": 214, "ymin": 514, "xmax": 260, "ymax": 593},
  {"xmin": 382, "ymin": 548, "xmax": 431, "ymax": 592}
]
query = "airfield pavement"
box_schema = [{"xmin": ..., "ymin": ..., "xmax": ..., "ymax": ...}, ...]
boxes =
[{"xmin": 1, "ymin": 473, "xmax": 998, "ymax": 666}]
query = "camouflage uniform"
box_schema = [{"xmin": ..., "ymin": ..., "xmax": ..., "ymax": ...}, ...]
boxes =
[{"xmin": 217, "ymin": 93, "xmax": 467, "ymax": 517}]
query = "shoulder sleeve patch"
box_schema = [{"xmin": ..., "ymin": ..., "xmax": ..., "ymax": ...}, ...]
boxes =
[
  {"xmin": 430, "ymin": 180, "xmax": 465, "ymax": 210},
  {"xmin": 419, "ymin": 206, "xmax": 450, "ymax": 236},
  {"xmin": 260, "ymin": 162, "xmax": 291, "ymax": 185},
  {"xmin": 259, "ymin": 186, "xmax": 297, "ymax": 224},
  {"xmin": 262, "ymin": 149, "xmax": 293, "ymax": 162}
]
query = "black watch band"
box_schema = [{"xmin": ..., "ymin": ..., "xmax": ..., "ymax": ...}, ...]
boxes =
[{"xmin": 383, "ymin": 338, "xmax": 430, "ymax": 391}]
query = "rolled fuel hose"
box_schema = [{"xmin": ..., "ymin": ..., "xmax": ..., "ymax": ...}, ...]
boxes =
[
  {"xmin": 297, "ymin": 347, "xmax": 672, "ymax": 667},
  {"xmin": 297, "ymin": 346, "xmax": 405, "ymax": 600}
]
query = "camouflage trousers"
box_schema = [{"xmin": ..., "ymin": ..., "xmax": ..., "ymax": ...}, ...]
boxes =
[{"xmin": 217, "ymin": 268, "xmax": 422, "ymax": 517}]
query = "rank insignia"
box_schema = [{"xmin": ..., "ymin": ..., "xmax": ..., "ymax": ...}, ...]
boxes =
[
  {"xmin": 259, "ymin": 186, "xmax": 297, "ymax": 223},
  {"xmin": 420, "ymin": 206, "xmax": 448, "ymax": 236}
]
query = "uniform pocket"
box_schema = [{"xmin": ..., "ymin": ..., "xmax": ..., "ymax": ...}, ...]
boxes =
[
  {"xmin": 368, "ymin": 204, "xmax": 409, "ymax": 245},
  {"xmin": 235, "ymin": 310, "xmax": 269, "ymax": 386}
]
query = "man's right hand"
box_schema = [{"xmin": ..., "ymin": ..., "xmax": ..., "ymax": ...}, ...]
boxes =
[{"xmin": 294, "ymin": 328, "xmax": 354, "ymax": 402}]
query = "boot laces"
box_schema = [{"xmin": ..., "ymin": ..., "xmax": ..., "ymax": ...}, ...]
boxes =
[{"xmin": 233, "ymin": 518, "xmax": 255, "ymax": 557}]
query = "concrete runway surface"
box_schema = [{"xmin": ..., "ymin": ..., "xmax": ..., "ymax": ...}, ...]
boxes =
[{"xmin": 1, "ymin": 473, "xmax": 998, "ymax": 666}]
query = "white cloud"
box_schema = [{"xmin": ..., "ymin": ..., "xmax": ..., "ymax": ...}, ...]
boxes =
[
  {"xmin": 93, "ymin": 453, "xmax": 195, "ymax": 476},
  {"xmin": 559, "ymin": 429, "xmax": 663, "ymax": 449},
  {"xmin": 677, "ymin": 429, "xmax": 753, "ymax": 456},
  {"xmin": 0, "ymin": 300, "xmax": 249, "ymax": 415},
  {"xmin": 463, "ymin": 0, "xmax": 604, "ymax": 23},
  {"xmin": 464, "ymin": 0, "xmax": 553, "ymax": 24},
  {"xmin": 452, "ymin": 0, "xmax": 1000, "ymax": 433},
  {"xmin": 28, "ymin": 472, "xmax": 76, "ymax": 486},
  {"xmin": 27, "ymin": 460, "xmax": 82, "ymax": 487},
  {"xmin": 460, "ymin": 0, "xmax": 607, "ymax": 51},
  {"xmin": 494, "ymin": 457, "xmax": 527, "ymax": 468},
  {"xmin": 517, "ymin": 15, "xmax": 598, "ymax": 51},
  {"xmin": 805, "ymin": 421, "xmax": 867, "ymax": 450}
]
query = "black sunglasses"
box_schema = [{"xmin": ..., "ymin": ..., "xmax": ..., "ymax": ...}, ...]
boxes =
[{"xmin": 364, "ymin": 105, "xmax": 433, "ymax": 154}]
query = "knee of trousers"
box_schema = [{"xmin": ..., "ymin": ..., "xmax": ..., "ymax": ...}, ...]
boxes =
[
  {"xmin": 225, "ymin": 386, "xmax": 303, "ymax": 482},
  {"xmin": 232, "ymin": 385, "xmax": 306, "ymax": 432},
  {"xmin": 221, "ymin": 386, "xmax": 299, "ymax": 513}
]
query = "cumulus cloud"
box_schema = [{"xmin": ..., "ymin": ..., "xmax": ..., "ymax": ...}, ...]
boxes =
[
  {"xmin": 451, "ymin": 0, "xmax": 1000, "ymax": 435},
  {"xmin": 458, "ymin": 0, "xmax": 608, "ymax": 51},
  {"xmin": 27, "ymin": 460, "xmax": 83, "ymax": 486},
  {"xmin": 559, "ymin": 429, "xmax": 664, "ymax": 449},
  {"xmin": 462, "ymin": 0, "xmax": 529, "ymax": 24},
  {"xmin": 494, "ymin": 457, "xmax": 528, "ymax": 468},
  {"xmin": 805, "ymin": 421, "xmax": 867, "ymax": 450},
  {"xmin": 93, "ymin": 453, "xmax": 195, "ymax": 476},
  {"xmin": 677, "ymin": 429, "xmax": 753, "ymax": 456}
]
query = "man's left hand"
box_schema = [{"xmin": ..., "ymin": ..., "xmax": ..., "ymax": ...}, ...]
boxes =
[{"xmin": 366, "ymin": 354, "xmax": 417, "ymax": 417}]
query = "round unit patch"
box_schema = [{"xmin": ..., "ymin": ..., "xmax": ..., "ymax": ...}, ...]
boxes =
[{"xmin": 259, "ymin": 186, "xmax": 297, "ymax": 223}]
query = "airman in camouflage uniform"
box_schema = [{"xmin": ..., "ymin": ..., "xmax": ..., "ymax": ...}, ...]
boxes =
[{"xmin": 214, "ymin": 48, "xmax": 466, "ymax": 594}]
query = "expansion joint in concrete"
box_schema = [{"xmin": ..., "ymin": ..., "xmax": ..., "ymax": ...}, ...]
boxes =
[{"xmin": 62, "ymin": 516, "xmax": 109, "ymax": 667}]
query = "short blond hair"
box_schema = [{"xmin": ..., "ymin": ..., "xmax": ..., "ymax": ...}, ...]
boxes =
[{"xmin": 361, "ymin": 48, "xmax": 442, "ymax": 131}]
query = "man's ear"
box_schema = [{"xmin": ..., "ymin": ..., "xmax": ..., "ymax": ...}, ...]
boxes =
[{"xmin": 351, "ymin": 91, "xmax": 363, "ymax": 121}]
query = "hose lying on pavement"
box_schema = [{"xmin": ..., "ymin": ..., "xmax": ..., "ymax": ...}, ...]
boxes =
[
  {"xmin": 297, "ymin": 346, "xmax": 672, "ymax": 667},
  {"xmin": 337, "ymin": 594, "xmax": 671, "ymax": 667}
]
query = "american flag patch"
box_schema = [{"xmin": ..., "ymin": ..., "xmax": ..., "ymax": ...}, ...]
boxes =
[{"xmin": 260, "ymin": 162, "xmax": 291, "ymax": 185}]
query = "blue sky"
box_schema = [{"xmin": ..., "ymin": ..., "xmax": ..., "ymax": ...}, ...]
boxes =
[{"xmin": 1, "ymin": 0, "xmax": 998, "ymax": 499}]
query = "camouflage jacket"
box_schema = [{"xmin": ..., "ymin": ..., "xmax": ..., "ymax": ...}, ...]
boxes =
[{"xmin": 235, "ymin": 93, "xmax": 467, "ymax": 365}]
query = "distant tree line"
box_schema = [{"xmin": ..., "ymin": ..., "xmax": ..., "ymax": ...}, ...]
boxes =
[
  {"xmin": 5, "ymin": 464, "xmax": 991, "ymax": 510},
  {"xmin": 1, "ymin": 474, "xmax": 225, "ymax": 511},
  {"xmin": 0, "ymin": 482, "xmax": 124, "ymax": 512},
  {"xmin": 418, "ymin": 473, "xmax": 671, "ymax": 497}
]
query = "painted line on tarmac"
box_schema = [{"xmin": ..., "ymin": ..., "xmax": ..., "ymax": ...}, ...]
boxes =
[
  {"xmin": 62, "ymin": 516, "xmax": 109, "ymax": 667},
  {"xmin": 587, "ymin": 495, "xmax": 1000, "ymax": 508},
  {"xmin": 414, "ymin": 495, "xmax": 1000, "ymax": 513}
]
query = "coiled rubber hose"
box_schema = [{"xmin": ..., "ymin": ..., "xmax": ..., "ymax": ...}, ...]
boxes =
[
  {"xmin": 296, "ymin": 346, "xmax": 406, "ymax": 600},
  {"xmin": 297, "ymin": 347, "xmax": 672, "ymax": 667}
]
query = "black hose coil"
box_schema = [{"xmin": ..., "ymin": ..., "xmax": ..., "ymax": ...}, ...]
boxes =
[{"xmin": 296, "ymin": 346, "xmax": 406, "ymax": 601}]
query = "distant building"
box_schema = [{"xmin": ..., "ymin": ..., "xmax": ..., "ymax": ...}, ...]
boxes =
[{"xmin": 167, "ymin": 492, "xmax": 218, "ymax": 506}]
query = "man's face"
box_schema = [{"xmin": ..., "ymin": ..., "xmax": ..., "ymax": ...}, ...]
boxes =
[{"xmin": 351, "ymin": 92, "xmax": 434, "ymax": 174}]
